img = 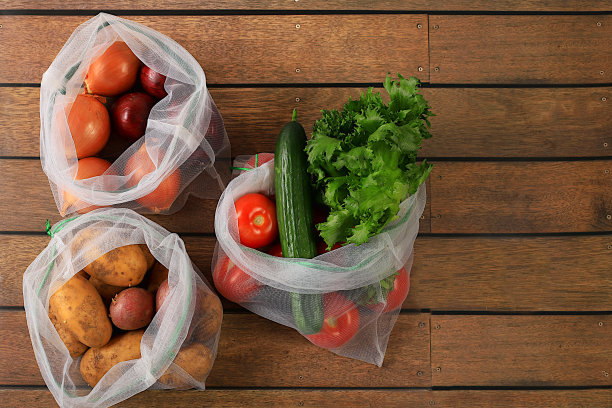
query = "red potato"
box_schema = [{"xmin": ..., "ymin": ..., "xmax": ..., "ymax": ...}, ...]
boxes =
[
  {"xmin": 110, "ymin": 287, "xmax": 154, "ymax": 330},
  {"xmin": 156, "ymin": 279, "xmax": 170, "ymax": 312}
]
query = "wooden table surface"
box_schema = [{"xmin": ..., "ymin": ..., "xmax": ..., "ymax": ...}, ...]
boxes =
[{"xmin": 1, "ymin": 2, "xmax": 611, "ymax": 407}]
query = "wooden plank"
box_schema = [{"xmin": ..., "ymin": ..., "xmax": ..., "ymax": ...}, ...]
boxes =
[
  {"xmin": 0, "ymin": 389, "xmax": 435, "ymax": 408},
  {"xmin": 431, "ymin": 390, "xmax": 612, "ymax": 408},
  {"xmin": 0, "ymin": 159, "xmax": 431, "ymax": 233},
  {"xmin": 0, "ymin": 389, "xmax": 609, "ymax": 408},
  {"xmin": 409, "ymin": 236, "xmax": 612, "ymax": 312},
  {"xmin": 4, "ymin": 235, "xmax": 612, "ymax": 312},
  {"xmin": 4, "ymin": 86, "xmax": 611, "ymax": 158},
  {"xmin": 0, "ymin": 15, "xmax": 428, "ymax": 84},
  {"xmin": 2, "ymin": 0, "xmax": 609, "ymax": 11},
  {"xmin": 429, "ymin": 15, "xmax": 612, "ymax": 84},
  {"xmin": 430, "ymin": 161, "xmax": 612, "ymax": 233},
  {"xmin": 0, "ymin": 310, "xmax": 431, "ymax": 387},
  {"xmin": 431, "ymin": 315, "xmax": 612, "ymax": 386}
]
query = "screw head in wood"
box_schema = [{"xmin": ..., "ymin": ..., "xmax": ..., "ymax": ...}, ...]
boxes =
[
  {"xmin": 605, "ymin": 142, "xmax": 609, "ymax": 147},
  {"xmin": 599, "ymin": 321, "xmax": 604, "ymax": 326},
  {"xmin": 600, "ymin": 71, "xmax": 605, "ymax": 75},
  {"xmin": 605, "ymin": 169, "xmax": 610, "ymax": 174},
  {"xmin": 608, "ymin": 245, "xmax": 612, "ymax": 249},
  {"xmin": 434, "ymin": 24, "xmax": 439, "ymax": 29},
  {"xmin": 419, "ymin": 322, "xmax": 426, "ymax": 328},
  {"xmin": 436, "ymin": 367, "xmax": 441, "ymax": 372},
  {"xmin": 296, "ymin": 24, "xmax": 300, "ymax": 29},
  {"xmin": 417, "ymin": 23, "xmax": 423, "ymax": 29},
  {"xmin": 597, "ymin": 22, "xmax": 602, "ymax": 26},
  {"xmin": 607, "ymin": 215, "xmax": 611, "ymax": 220},
  {"xmin": 418, "ymin": 66, "xmax": 424, "ymax": 72},
  {"xmin": 434, "ymin": 67, "xmax": 440, "ymax": 72},
  {"xmin": 299, "ymin": 375, "xmax": 303, "ymax": 380},
  {"xmin": 435, "ymin": 324, "xmax": 441, "ymax": 329},
  {"xmin": 604, "ymin": 371, "xmax": 609, "ymax": 377},
  {"xmin": 417, "ymin": 371, "xmax": 423, "ymax": 376},
  {"xmin": 295, "ymin": 97, "xmax": 300, "ymax": 102},
  {"xmin": 295, "ymin": 68, "xmax": 301, "ymax": 73},
  {"xmin": 602, "ymin": 97, "xmax": 607, "ymax": 101},
  {"xmin": 0, "ymin": 24, "xmax": 3, "ymax": 28}
]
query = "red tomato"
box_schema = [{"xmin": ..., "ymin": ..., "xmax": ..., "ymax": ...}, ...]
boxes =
[
  {"xmin": 246, "ymin": 153, "xmax": 274, "ymax": 169},
  {"xmin": 235, "ymin": 193, "xmax": 278, "ymax": 248},
  {"xmin": 316, "ymin": 241, "xmax": 342, "ymax": 254},
  {"xmin": 368, "ymin": 267, "xmax": 410, "ymax": 313},
  {"xmin": 268, "ymin": 242, "xmax": 283, "ymax": 257},
  {"xmin": 213, "ymin": 255, "xmax": 261, "ymax": 303},
  {"xmin": 306, "ymin": 293, "xmax": 360, "ymax": 349}
]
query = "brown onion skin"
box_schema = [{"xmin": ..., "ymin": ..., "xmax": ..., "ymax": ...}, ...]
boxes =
[
  {"xmin": 110, "ymin": 92, "xmax": 156, "ymax": 142},
  {"xmin": 85, "ymin": 42, "xmax": 141, "ymax": 96},
  {"xmin": 124, "ymin": 144, "xmax": 182, "ymax": 213},
  {"xmin": 140, "ymin": 66, "xmax": 168, "ymax": 99},
  {"xmin": 61, "ymin": 157, "xmax": 113, "ymax": 215},
  {"xmin": 67, "ymin": 94, "xmax": 110, "ymax": 159}
]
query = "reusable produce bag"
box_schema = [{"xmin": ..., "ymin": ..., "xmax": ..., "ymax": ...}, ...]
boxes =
[
  {"xmin": 23, "ymin": 208, "xmax": 221, "ymax": 408},
  {"xmin": 213, "ymin": 156, "xmax": 425, "ymax": 366},
  {"xmin": 40, "ymin": 13, "xmax": 230, "ymax": 216}
]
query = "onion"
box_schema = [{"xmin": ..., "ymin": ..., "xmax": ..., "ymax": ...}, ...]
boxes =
[
  {"xmin": 67, "ymin": 94, "xmax": 110, "ymax": 159},
  {"xmin": 124, "ymin": 144, "xmax": 181, "ymax": 213},
  {"xmin": 61, "ymin": 157, "xmax": 113, "ymax": 215},
  {"xmin": 140, "ymin": 66, "xmax": 168, "ymax": 99},
  {"xmin": 85, "ymin": 42, "xmax": 141, "ymax": 96},
  {"xmin": 110, "ymin": 92, "xmax": 155, "ymax": 142}
]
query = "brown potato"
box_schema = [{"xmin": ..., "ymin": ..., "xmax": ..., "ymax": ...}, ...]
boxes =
[
  {"xmin": 89, "ymin": 276, "xmax": 126, "ymax": 306},
  {"xmin": 190, "ymin": 289, "xmax": 223, "ymax": 342},
  {"xmin": 83, "ymin": 244, "xmax": 148, "ymax": 287},
  {"xmin": 145, "ymin": 262, "xmax": 168, "ymax": 293},
  {"xmin": 139, "ymin": 244, "xmax": 156, "ymax": 271},
  {"xmin": 158, "ymin": 343, "xmax": 214, "ymax": 389},
  {"xmin": 80, "ymin": 329, "xmax": 144, "ymax": 388},
  {"xmin": 48, "ymin": 303, "xmax": 88, "ymax": 358},
  {"xmin": 110, "ymin": 288, "xmax": 155, "ymax": 330},
  {"xmin": 49, "ymin": 274, "xmax": 112, "ymax": 348}
]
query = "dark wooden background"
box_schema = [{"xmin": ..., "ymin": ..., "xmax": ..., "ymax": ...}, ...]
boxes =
[{"xmin": 0, "ymin": 1, "xmax": 611, "ymax": 407}]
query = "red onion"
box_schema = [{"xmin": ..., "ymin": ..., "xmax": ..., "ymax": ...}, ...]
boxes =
[
  {"xmin": 140, "ymin": 66, "xmax": 167, "ymax": 99},
  {"xmin": 110, "ymin": 92, "xmax": 155, "ymax": 142}
]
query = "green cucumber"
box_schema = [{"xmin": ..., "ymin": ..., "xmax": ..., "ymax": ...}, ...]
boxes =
[{"xmin": 275, "ymin": 109, "xmax": 323, "ymax": 335}]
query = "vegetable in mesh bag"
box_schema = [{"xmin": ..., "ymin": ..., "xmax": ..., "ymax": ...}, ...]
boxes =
[
  {"xmin": 40, "ymin": 13, "xmax": 230, "ymax": 217},
  {"xmin": 23, "ymin": 208, "xmax": 222, "ymax": 408}
]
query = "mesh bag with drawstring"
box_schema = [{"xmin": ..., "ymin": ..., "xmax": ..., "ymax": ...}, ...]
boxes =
[{"xmin": 212, "ymin": 155, "xmax": 424, "ymax": 366}]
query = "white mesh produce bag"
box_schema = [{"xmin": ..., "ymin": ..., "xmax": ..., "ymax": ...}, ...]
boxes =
[
  {"xmin": 40, "ymin": 13, "xmax": 230, "ymax": 216},
  {"xmin": 23, "ymin": 208, "xmax": 221, "ymax": 408},
  {"xmin": 213, "ymin": 156, "xmax": 425, "ymax": 366}
]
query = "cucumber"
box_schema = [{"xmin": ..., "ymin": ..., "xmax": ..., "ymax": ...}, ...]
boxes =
[{"xmin": 275, "ymin": 109, "xmax": 323, "ymax": 335}]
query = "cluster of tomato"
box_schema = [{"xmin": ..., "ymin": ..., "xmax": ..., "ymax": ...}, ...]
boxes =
[
  {"xmin": 213, "ymin": 155, "xmax": 410, "ymax": 349},
  {"xmin": 63, "ymin": 41, "xmax": 180, "ymax": 215}
]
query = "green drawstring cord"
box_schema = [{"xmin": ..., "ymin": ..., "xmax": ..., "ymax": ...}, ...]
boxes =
[
  {"xmin": 44, "ymin": 216, "xmax": 79, "ymax": 238},
  {"xmin": 230, "ymin": 153, "xmax": 259, "ymax": 172}
]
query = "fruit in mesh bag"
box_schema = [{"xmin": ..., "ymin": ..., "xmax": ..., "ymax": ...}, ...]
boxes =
[
  {"xmin": 66, "ymin": 94, "xmax": 110, "ymax": 159},
  {"xmin": 158, "ymin": 343, "xmax": 215, "ymax": 389},
  {"xmin": 60, "ymin": 157, "xmax": 114, "ymax": 216},
  {"xmin": 84, "ymin": 41, "xmax": 141, "ymax": 97},
  {"xmin": 110, "ymin": 287, "xmax": 155, "ymax": 330}
]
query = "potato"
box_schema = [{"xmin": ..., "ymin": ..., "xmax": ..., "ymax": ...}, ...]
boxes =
[
  {"xmin": 145, "ymin": 262, "xmax": 168, "ymax": 293},
  {"xmin": 80, "ymin": 329, "xmax": 144, "ymax": 388},
  {"xmin": 190, "ymin": 289, "xmax": 223, "ymax": 342},
  {"xmin": 139, "ymin": 244, "xmax": 156, "ymax": 271},
  {"xmin": 89, "ymin": 276, "xmax": 126, "ymax": 306},
  {"xmin": 48, "ymin": 302, "xmax": 88, "ymax": 358},
  {"xmin": 83, "ymin": 244, "xmax": 148, "ymax": 287},
  {"xmin": 49, "ymin": 274, "xmax": 112, "ymax": 348},
  {"xmin": 158, "ymin": 343, "xmax": 214, "ymax": 388},
  {"xmin": 110, "ymin": 287, "xmax": 154, "ymax": 330},
  {"xmin": 155, "ymin": 279, "xmax": 170, "ymax": 312}
]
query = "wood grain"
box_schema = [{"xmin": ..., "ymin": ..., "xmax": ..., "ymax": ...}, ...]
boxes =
[
  {"xmin": 4, "ymin": 234, "xmax": 612, "ymax": 312},
  {"xmin": 1, "ymin": 0, "xmax": 609, "ymax": 11},
  {"xmin": 0, "ymin": 15, "xmax": 428, "ymax": 84},
  {"xmin": 429, "ymin": 15, "xmax": 612, "ymax": 84},
  {"xmin": 4, "ymin": 86, "xmax": 611, "ymax": 158},
  {"xmin": 0, "ymin": 159, "xmax": 431, "ymax": 233},
  {"xmin": 0, "ymin": 310, "xmax": 431, "ymax": 387},
  {"xmin": 431, "ymin": 315, "xmax": 612, "ymax": 386},
  {"xmin": 0, "ymin": 388, "xmax": 435, "ymax": 408},
  {"xmin": 430, "ymin": 161, "xmax": 612, "ymax": 233},
  {"xmin": 431, "ymin": 390, "xmax": 612, "ymax": 408},
  {"xmin": 1, "ymin": 389, "xmax": 610, "ymax": 408}
]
